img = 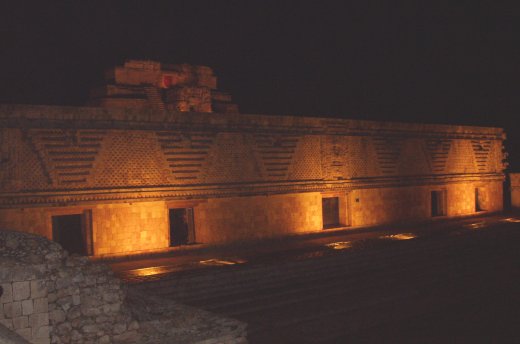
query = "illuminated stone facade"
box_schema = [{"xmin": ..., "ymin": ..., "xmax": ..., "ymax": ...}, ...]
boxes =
[{"xmin": 0, "ymin": 105, "xmax": 507, "ymax": 256}]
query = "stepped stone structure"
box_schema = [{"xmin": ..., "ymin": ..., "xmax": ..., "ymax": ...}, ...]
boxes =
[
  {"xmin": 87, "ymin": 60, "xmax": 238, "ymax": 114},
  {"xmin": 0, "ymin": 62, "xmax": 508, "ymax": 257}
]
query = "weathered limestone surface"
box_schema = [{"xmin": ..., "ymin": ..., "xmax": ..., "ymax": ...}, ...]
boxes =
[
  {"xmin": 126, "ymin": 291, "xmax": 247, "ymax": 344},
  {"xmin": 0, "ymin": 230, "xmax": 248, "ymax": 343},
  {"xmin": 0, "ymin": 230, "xmax": 138, "ymax": 344},
  {"xmin": 0, "ymin": 321, "xmax": 31, "ymax": 344}
]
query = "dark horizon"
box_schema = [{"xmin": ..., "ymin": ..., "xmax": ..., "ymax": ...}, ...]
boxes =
[{"xmin": 1, "ymin": 1, "xmax": 518, "ymax": 169}]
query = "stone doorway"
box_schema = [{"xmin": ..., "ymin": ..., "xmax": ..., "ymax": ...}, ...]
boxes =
[
  {"xmin": 475, "ymin": 188, "xmax": 485, "ymax": 212},
  {"xmin": 322, "ymin": 197, "xmax": 340, "ymax": 229},
  {"xmin": 431, "ymin": 190, "xmax": 447, "ymax": 217},
  {"xmin": 52, "ymin": 214, "xmax": 87, "ymax": 255},
  {"xmin": 169, "ymin": 208, "xmax": 195, "ymax": 246}
]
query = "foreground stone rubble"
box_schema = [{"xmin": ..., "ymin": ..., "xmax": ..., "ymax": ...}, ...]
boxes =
[{"xmin": 0, "ymin": 230, "xmax": 247, "ymax": 344}]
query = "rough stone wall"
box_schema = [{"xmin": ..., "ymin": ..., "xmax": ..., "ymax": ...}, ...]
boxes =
[
  {"xmin": 0, "ymin": 263, "xmax": 49, "ymax": 344},
  {"xmin": 0, "ymin": 231, "xmax": 139, "ymax": 344}
]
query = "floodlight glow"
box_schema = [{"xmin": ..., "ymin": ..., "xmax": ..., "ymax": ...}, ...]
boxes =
[
  {"xmin": 380, "ymin": 233, "xmax": 417, "ymax": 240},
  {"xmin": 501, "ymin": 217, "xmax": 520, "ymax": 223},
  {"xmin": 128, "ymin": 265, "xmax": 176, "ymax": 277},
  {"xmin": 326, "ymin": 241, "xmax": 353, "ymax": 250},
  {"xmin": 199, "ymin": 258, "xmax": 246, "ymax": 266},
  {"xmin": 464, "ymin": 221, "xmax": 487, "ymax": 229}
]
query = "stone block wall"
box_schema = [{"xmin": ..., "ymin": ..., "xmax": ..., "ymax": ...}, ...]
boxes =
[
  {"xmin": 195, "ymin": 192, "xmax": 323, "ymax": 243},
  {"xmin": 91, "ymin": 201, "xmax": 169, "ymax": 255},
  {"xmin": 0, "ymin": 208, "xmax": 49, "ymax": 239},
  {"xmin": 350, "ymin": 181, "xmax": 503, "ymax": 227},
  {"xmin": 0, "ymin": 180, "xmax": 504, "ymax": 257},
  {"xmin": 0, "ymin": 231, "xmax": 139, "ymax": 344},
  {"xmin": 1, "ymin": 266, "xmax": 49, "ymax": 344}
]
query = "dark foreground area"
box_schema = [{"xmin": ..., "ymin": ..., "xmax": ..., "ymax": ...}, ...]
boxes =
[{"xmin": 124, "ymin": 216, "xmax": 520, "ymax": 343}]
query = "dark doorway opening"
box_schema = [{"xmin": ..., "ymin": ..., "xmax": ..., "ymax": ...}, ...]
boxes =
[
  {"xmin": 475, "ymin": 188, "xmax": 485, "ymax": 212},
  {"xmin": 431, "ymin": 190, "xmax": 446, "ymax": 217},
  {"xmin": 52, "ymin": 214, "xmax": 86, "ymax": 255},
  {"xmin": 322, "ymin": 197, "xmax": 340, "ymax": 229},
  {"xmin": 169, "ymin": 208, "xmax": 195, "ymax": 246}
]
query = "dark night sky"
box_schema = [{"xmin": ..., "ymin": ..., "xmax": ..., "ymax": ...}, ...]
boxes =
[{"xmin": 1, "ymin": 1, "xmax": 519, "ymax": 169}]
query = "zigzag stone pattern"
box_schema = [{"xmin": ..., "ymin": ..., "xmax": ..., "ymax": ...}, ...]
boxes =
[
  {"xmin": 27, "ymin": 129, "xmax": 106, "ymax": 186},
  {"xmin": 373, "ymin": 137, "xmax": 404, "ymax": 175},
  {"xmin": 425, "ymin": 139, "xmax": 452, "ymax": 174},
  {"xmin": 471, "ymin": 140, "xmax": 492, "ymax": 172},
  {"xmin": 156, "ymin": 131, "xmax": 215, "ymax": 182},
  {"xmin": 254, "ymin": 134, "xmax": 301, "ymax": 180}
]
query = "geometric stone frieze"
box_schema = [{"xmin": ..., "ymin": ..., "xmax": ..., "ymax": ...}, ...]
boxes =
[
  {"xmin": 253, "ymin": 133, "xmax": 301, "ymax": 180},
  {"xmin": 26, "ymin": 129, "xmax": 106, "ymax": 186},
  {"xmin": 156, "ymin": 131, "xmax": 216, "ymax": 183},
  {"xmin": 288, "ymin": 135, "xmax": 322, "ymax": 181},
  {"xmin": 445, "ymin": 139, "xmax": 477, "ymax": 174},
  {"xmin": 425, "ymin": 139, "xmax": 452, "ymax": 174},
  {"xmin": 320, "ymin": 135, "xmax": 348, "ymax": 180},
  {"xmin": 397, "ymin": 139, "xmax": 431, "ymax": 175},
  {"xmin": 373, "ymin": 136, "xmax": 404, "ymax": 175},
  {"xmin": 471, "ymin": 140, "xmax": 492, "ymax": 172},
  {"xmin": 204, "ymin": 133, "xmax": 261, "ymax": 183}
]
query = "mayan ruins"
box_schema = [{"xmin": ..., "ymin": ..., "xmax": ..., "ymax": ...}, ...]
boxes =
[
  {"xmin": 0, "ymin": 60, "xmax": 508, "ymax": 257},
  {"xmin": 87, "ymin": 60, "xmax": 238, "ymax": 114},
  {"xmin": 0, "ymin": 230, "xmax": 246, "ymax": 344},
  {"xmin": 0, "ymin": 59, "xmax": 512, "ymax": 343}
]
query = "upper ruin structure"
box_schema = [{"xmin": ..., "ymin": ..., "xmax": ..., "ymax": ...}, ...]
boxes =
[{"xmin": 87, "ymin": 60, "xmax": 239, "ymax": 114}]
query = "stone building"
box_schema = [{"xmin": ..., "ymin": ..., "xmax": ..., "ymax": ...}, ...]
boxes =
[
  {"xmin": 0, "ymin": 61, "xmax": 508, "ymax": 257},
  {"xmin": 87, "ymin": 60, "xmax": 238, "ymax": 114}
]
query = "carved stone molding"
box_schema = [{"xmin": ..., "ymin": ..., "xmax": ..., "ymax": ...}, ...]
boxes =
[{"xmin": 0, "ymin": 173, "xmax": 504, "ymax": 208}]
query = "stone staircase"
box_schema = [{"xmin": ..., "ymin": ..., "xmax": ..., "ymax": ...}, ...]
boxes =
[
  {"xmin": 145, "ymin": 86, "xmax": 166, "ymax": 111},
  {"xmin": 133, "ymin": 226, "xmax": 520, "ymax": 343}
]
